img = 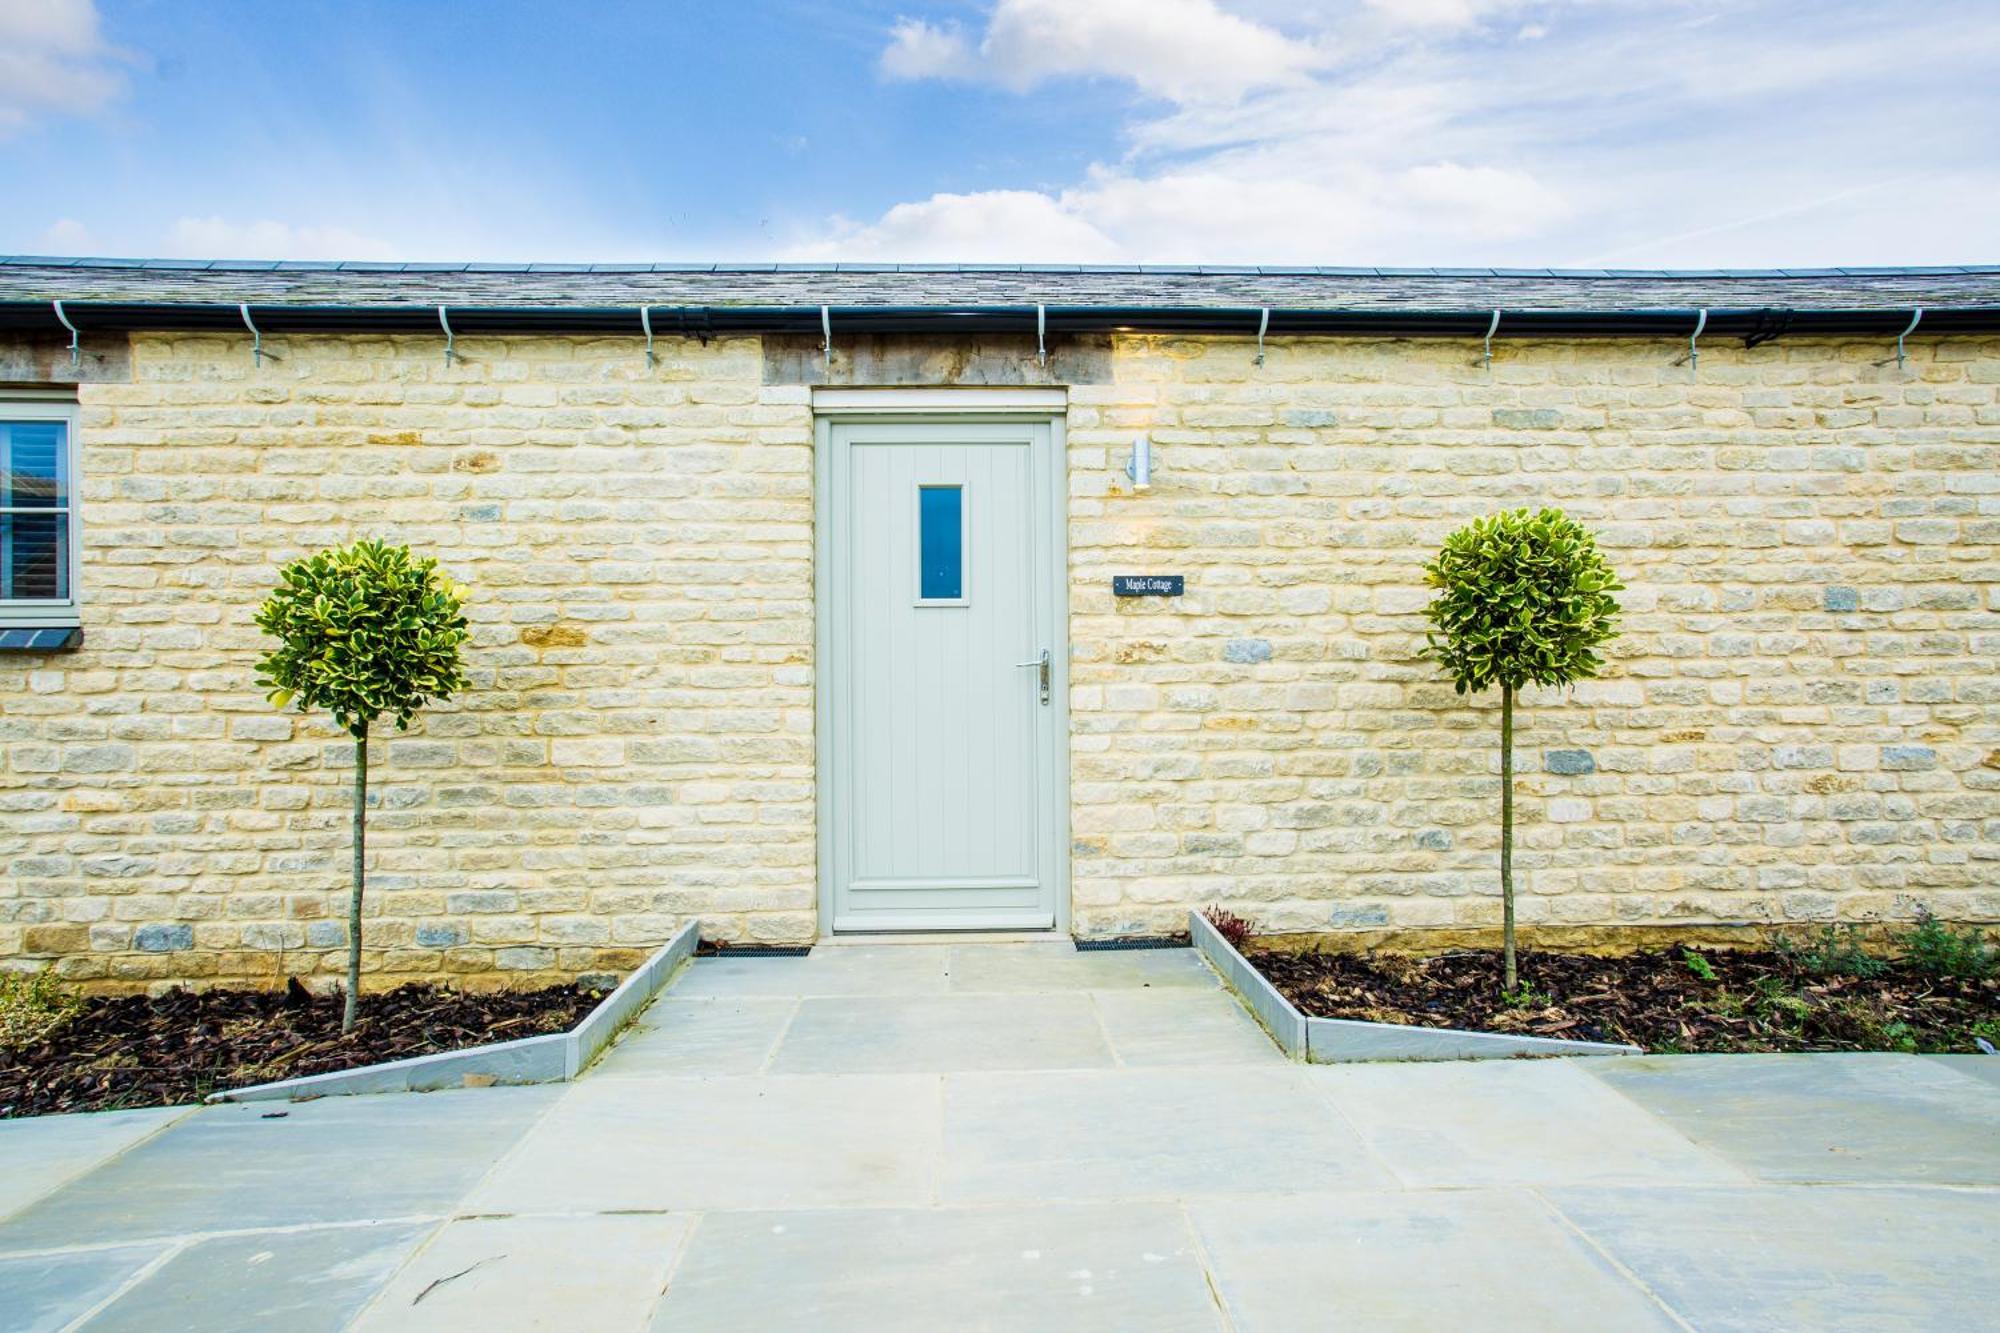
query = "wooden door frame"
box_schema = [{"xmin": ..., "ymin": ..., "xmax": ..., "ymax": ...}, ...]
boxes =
[{"xmin": 811, "ymin": 389, "xmax": 1071, "ymax": 938}]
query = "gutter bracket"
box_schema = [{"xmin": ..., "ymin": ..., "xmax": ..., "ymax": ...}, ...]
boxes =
[
  {"xmin": 1742, "ymin": 308, "xmax": 1793, "ymax": 349},
  {"xmin": 438, "ymin": 306, "xmax": 456, "ymax": 367},
  {"xmin": 820, "ymin": 304, "xmax": 832, "ymax": 375},
  {"xmin": 640, "ymin": 305, "xmax": 657, "ymax": 369},
  {"xmin": 1881, "ymin": 307, "xmax": 1923, "ymax": 369},
  {"xmin": 239, "ymin": 303, "xmax": 279, "ymax": 366},
  {"xmin": 1254, "ymin": 307, "xmax": 1270, "ymax": 367},
  {"xmin": 1036, "ymin": 302, "xmax": 1047, "ymax": 368},
  {"xmin": 1479, "ymin": 308, "xmax": 1501, "ymax": 370},
  {"xmin": 1673, "ymin": 308, "xmax": 1708, "ymax": 373},
  {"xmin": 675, "ymin": 307, "xmax": 713, "ymax": 346},
  {"xmin": 52, "ymin": 300, "xmax": 80, "ymax": 370}
]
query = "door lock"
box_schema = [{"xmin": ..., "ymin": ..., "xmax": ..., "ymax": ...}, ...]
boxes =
[{"xmin": 1014, "ymin": 648, "xmax": 1051, "ymax": 705}]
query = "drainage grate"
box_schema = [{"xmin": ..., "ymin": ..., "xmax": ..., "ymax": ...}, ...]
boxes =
[
  {"xmin": 1073, "ymin": 935, "xmax": 1192, "ymax": 952},
  {"xmin": 695, "ymin": 944, "xmax": 813, "ymax": 958}
]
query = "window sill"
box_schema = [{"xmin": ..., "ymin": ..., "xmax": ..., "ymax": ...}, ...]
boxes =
[{"xmin": 0, "ymin": 625, "xmax": 83, "ymax": 652}]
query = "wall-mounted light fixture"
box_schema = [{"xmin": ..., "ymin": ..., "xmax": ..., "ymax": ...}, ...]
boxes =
[{"xmin": 1124, "ymin": 434, "xmax": 1152, "ymax": 491}]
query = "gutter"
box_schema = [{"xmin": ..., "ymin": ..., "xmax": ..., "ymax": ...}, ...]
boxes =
[{"xmin": 3, "ymin": 301, "xmax": 1997, "ymax": 340}]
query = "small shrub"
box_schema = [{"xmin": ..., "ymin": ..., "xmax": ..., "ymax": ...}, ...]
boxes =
[
  {"xmin": 0, "ymin": 969, "xmax": 83, "ymax": 1049},
  {"xmin": 1201, "ymin": 905, "xmax": 1253, "ymax": 950},
  {"xmin": 1774, "ymin": 924, "xmax": 1887, "ymax": 980},
  {"xmin": 1421, "ymin": 507, "xmax": 1622, "ymax": 993},
  {"xmin": 1895, "ymin": 908, "xmax": 1995, "ymax": 980},
  {"xmin": 257, "ymin": 539, "xmax": 470, "ymax": 1033}
]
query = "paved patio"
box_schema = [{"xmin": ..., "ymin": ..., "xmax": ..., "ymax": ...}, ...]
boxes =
[{"xmin": 2, "ymin": 941, "xmax": 1996, "ymax": 1330}]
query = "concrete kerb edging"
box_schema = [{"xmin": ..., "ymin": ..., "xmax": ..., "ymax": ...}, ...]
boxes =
[
  {"xmin": 205, "ymin": 920, "xmax": 701, "ymax": 1104},
  {"xmin": 1188, "ymin": 909, "xmax": 1641, "ymax": 1063}
]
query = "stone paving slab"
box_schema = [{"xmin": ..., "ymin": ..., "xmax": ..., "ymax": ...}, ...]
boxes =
[
  {"xmin": 1189, "ymin": 1189, "xmax": 1680, "ymax": 1331},
  {"xmin": 466, "ymin": 1074, "xmax": 940, "ymax": 1213},
  {"xmin": 0, "ymin": 1243, "xmax": 165, "ymax": 1333},
  {"xmin": 1929, "ymin": 1053, "xmax": 2000, "ymax": 1089},
  {"xmin": 942, "ymin": 1068, "xmax": 1395, "ymax": 1203},
  {"xmin": 0, "ymin": 1087, "xmax": 558, "ymax": 1250},
  {"xmin": 84, "ymin": 1222, "xmax": 432, "ymax": 1333},
  {"xmin": 1547, "ymin": 1185, "xmax": 2000, "ymax": 1331},
  {"xmin": 590, "ymin": 997, "xmax": 799, "ymax": 1078},
  {"xmin": 1312, "ymin": 1060, "xmax": 1748, "ymax": 1188},
  {"xmin": 1090, "ymin": 988, "xmax": 1285, "ymax": 1068},
  {"xmin": 945, "ymin": 944, "xmax": 1218, "ymax": 993},
  {"xmin": 0, "ymin": 1106, "xmax": 189, "ymax": 1223},
  {"xmin": 672, "ymin": 945, "xmax": 952, "ymax": 998},
  {"xmin": 653, "ymin": 1203, "xmax": 1223, "ymax": 1331},
  {"xmin": 770, "ymin": 993, "xmax": 1114, "ymax": 1074},
  {"xmin": 353, "ymin": 1214, "xmax": 692, "ymax": 1331},
  {"xmin": 1584, "ymin": 1053, "xmax": 2000, "ymax": 1184}
]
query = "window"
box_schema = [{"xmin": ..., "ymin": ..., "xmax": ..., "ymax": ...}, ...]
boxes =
[
  {"xmin": 915, "ymin": 484, "xmax": 966, "ymax": 604},
  {"xmin": 0, "ymin": 401, "xmax": 81, "ymax": 626}
]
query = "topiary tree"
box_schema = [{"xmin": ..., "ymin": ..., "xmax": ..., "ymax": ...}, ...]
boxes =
[
  {"xmin": 256, "ymin": 540, "xmax": 469, "ymax": 1032},
  {"xmin": 1422, "ymin": 508, "xmax": 1622, "ymax": 992}
]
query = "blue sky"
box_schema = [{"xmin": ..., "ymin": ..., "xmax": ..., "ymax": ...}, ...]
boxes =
[{"xmin": 4, "ymin": 0, "xmax": 1997, "ymax": 265}]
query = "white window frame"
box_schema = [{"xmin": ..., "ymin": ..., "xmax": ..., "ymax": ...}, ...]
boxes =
[{"xmin": 0, "ymin": 397, "xmax": 83, "ymax": 627}]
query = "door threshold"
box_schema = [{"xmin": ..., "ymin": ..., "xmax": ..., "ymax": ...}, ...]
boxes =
[{"xmin": 820, "ymin": 930, "xmax": 1069, "ymax": 947}]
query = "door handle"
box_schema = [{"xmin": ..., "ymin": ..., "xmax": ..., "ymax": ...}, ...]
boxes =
[{"xmin": 1015, "ymin": 649, "xmax": 1051, "ymax": 705}]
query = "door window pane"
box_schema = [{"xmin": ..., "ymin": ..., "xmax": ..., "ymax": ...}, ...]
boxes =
[{"xmin": 918, "ymin": 485, "xmax": 964, "ymax": 601}]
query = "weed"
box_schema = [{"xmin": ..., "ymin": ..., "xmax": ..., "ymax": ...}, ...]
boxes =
[
  {"xmin": 1894, "ymin": 908, "xmax": 1996, "ymax": 980},
  {"xmin": 1201, "ymin": 905, "xmax": 1253, "ymax": 951},
  {"xmin": 1682, "ymin": 948, "xmax": 1717, "ymax": 982},
  {"xmin": 0, "ymin": 969, "xmax": 84, "ymax": 1048},
  {"xmin": 1501, "ymin": 982, "xmax": 1552, "ymax": 1009},
  {"xmin": 1773, "ymin": 924, "xmax": 1888, "ymax": 980},
  {"xmin": 1749, "ymin": 975, "xmax": 1812, "ymax": 1028}
]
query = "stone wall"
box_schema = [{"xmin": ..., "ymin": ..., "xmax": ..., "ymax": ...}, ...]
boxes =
[
  {"xmin": 1066, "ymin": 334, "xmax": 2000, "ymax": 938},
  {"xmin": 4, "ymin": 328, "xmax": 1997, "ymax": 989},
  {"xmin": 3, "ymin": 333, "xmax": 816, "ymax": 989}
]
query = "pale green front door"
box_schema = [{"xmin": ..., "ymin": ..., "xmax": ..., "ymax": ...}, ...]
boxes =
[{"xmin": 822, "ymin": 418, "xmax": 1062, "ymax": 931}]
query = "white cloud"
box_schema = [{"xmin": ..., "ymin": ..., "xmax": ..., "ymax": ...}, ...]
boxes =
[
  {"xmin": 38, "ymin": 218, "xmax": 97, "ymax": 253},
  {"xmin": 790, "ymin": 190, "xmax": 1123, "ymax": 262},
  {"xmin": 1361, "ymin": 0, "xmax": 1532, "ymax": 30},
  {"xmin": 0, "ymin": 0, "xmax": 126, "ymax": 136},
  {"xmin": 819, "ymin": 0, "xmax": 2000, "ymax": 266},
  {"xmin": 164, "ymin": 217, "xmax": 401, "ymax": 262},
  {"xmin": 881, "ymin": 0, "xmax": 1322, "ymax": 103},
  {"xmin": 880, "ymin": 19, "xmax": 976, "ymax": 81}
]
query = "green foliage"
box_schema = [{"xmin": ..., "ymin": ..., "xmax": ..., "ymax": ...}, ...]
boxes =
[
  {"xmin": 1682, "ymin": 948, "xmax": 1717, "ymax": 982},
  {"xmin": 0, "ymin": 969, "xmax": 83, "ymax": 1049},
  {"xmin": 255, "ymin": 539, "xmax": 470, "ymax": 739},
  {"xmin": 1421, "ymin": 507, "xmax": 1623, "ymax": 694},
  {"xmin": 1773, "ymin": 924, "xmax": 1889, "ymax": 980},
  {"xmin": 1501, "ymin": 982, "xmax": 1551, "ymax": 1009},
  {"xmin": 1894, "ymin": 908, "xmax": 1995, "ymax": 980}
]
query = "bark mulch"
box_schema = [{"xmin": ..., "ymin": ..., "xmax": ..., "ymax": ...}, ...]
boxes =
[
  {"xmin": 1247, "ymin": 945, "xmax": 1999, "ymax": 1054},
  {"xmin": 0, "ymin": 981, "xmax": 601, "ymax": 1120}
]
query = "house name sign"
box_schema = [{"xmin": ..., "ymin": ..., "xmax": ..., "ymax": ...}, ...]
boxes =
[{"xmin": 1112, "ymin": 575, "xmax": 1185, "ymax": 597}]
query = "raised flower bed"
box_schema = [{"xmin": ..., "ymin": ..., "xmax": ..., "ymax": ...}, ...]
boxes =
[
  {"xmin": 1, "ymin": 922, "xmax": 697, "ymax": 1117},
  {"xmin": 1192, "ymin": 910, "xmax": 1999, "ymax": 1060}
]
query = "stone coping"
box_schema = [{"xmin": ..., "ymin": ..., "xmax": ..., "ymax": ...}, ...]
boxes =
[
  {"xmin": 1189, "ymin": 910, "xmax": 1641, "ymax": 1063},
  {"xmin": 206, "ymin": 920, "xmax": 700, "ymax": 1103}
]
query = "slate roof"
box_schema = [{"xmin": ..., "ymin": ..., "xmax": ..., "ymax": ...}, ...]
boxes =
[{"xmin": 2, "ymin": 257, "xmax": 1997, "ymax": 312}]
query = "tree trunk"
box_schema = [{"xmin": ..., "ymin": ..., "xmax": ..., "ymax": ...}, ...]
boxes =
[
  {"xmin": 1500, "ymin": 683, "xmax": 1517, "ymax": 992},
  {"xmin": 344, "ymin": 726, "xmax": 367, "ymax": 1034}
]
